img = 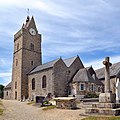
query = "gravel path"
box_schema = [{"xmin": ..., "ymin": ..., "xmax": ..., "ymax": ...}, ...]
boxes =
[{"xmin": 0, "ymin": 100, "xmax": 86, "ymax": 120}]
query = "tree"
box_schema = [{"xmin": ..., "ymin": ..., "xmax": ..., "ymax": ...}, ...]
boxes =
[{"xmin": 0, "ymin": 85, "xmax": 4, "ymax": 98}]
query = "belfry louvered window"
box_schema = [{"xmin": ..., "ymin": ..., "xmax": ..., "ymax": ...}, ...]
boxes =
[{"xmin": 30, "ymin": 43, "xmax": 34, "ymax": 50}]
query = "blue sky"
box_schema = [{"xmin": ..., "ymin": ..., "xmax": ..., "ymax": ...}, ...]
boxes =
[{"xmin": 1, "ymin": 0, "xmax": 120, "ymax": 86}]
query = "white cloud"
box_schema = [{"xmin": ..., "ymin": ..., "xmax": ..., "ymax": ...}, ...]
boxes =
[
  {"xmin": 84, "ymin": 55, "xmax": 120, "ymax": 70},
  {"xmin": 33, "ymin": 1, "xmax": 74, "ymax": 18},
  {"xmin": 1, "ymin": 0, "xmax": 120, "ymax": 85},
  {"xmin": 84, "ymin": 59, "xmax": 103, "ymax": 70},
  {"xmin": 0, "ymin": 72, "xmax": 12, "ymax": 77},
  {"xmin": 0, "ymin": 72, "xmax": 12, "ymax": 86},
  {"xmin": 0, "ymin": 76, "xmax": 11, "ymax": 86}
]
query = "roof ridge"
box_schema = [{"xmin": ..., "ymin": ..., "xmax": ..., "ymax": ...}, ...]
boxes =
[
  {"xmin": 64, "ymin": 56, "xmax": 77, "ymax": 61},
  {"xmin": 29, "ymin": 58, "xmax": 60, "ymax": 74},
  {"xmin": 42, "ymin": 58, "xmax": 60, "ymax": 65},
  {"xmin": 63, "ymin": 56, "xmax": 78, "ymax": 67}
]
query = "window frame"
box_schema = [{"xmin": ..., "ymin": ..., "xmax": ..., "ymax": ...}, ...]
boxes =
[
  {"xmin": 32, "ymin": 78, "xmax": 35, "ymax": 90},
  {"xmin": 15, "ymin": 81, "xmax": 17, "ymax": 89},
  {"xmin": 6, "ymin": 91, "xmax": 8, "ymax": 96},
  {"xmin": 80, "ymin": 83, "xmax": 85, "ymax": 91},
  {"xmin": 42, "ymin": 75, "xmax": 47, "ymax": 89},
  {"xmin": 91, "ymin": 84, "xmax": 94, "ymax": 92}
]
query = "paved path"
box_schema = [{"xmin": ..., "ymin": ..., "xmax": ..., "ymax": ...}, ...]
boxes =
[{"xmin": 0, "ymin": 100, "xmax": 85, "ymax": 120}]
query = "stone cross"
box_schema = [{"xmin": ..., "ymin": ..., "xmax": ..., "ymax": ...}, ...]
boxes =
[{"xmin": 103, "ymin": 57, "xmax": 112, "ymax": 93}]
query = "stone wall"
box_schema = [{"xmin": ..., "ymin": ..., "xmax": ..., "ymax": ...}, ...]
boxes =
[
  {"xmin": 12, "ymin": 49, "xmax": 22, "ymax": 100},
  {"xmin": 4, "ymin": 89, "xmax": 12, "ymax": 100},
  {"xmin": 28, "ymin": 68, "xmax": 53, "ymax": 100},
  {"xmin": 67, "ymin": 56, "xmax": 84, "ymax": 82},
  {"xmin": 12, "ymin": 18, "xmax": 42, "ymax": 101},
  {"xmin": 70, "ymin": 82, "xmax": 103, "ymax": 97},
  {"xmin": 53, "ymin": 59, "xmax": 68, "ymax": 96},
  {"xmin": 101, "ymin": 77, "xmax": 116, "ymax": 93}
]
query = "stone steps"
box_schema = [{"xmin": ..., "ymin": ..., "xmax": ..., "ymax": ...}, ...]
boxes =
[
  {"xmin": 92, "ymin": 103, "xmax": 120, "ymax": 109},
  {"xmin": 85, "ymin": 108, "xmax": 120, "ymax": 116}
]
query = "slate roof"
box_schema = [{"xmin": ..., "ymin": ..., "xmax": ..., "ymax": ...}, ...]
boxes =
[
  {"xmin": 30, "ymin": 56, "xmax": 80, "ymax": 74},
  {"xmin": 86, "ymin": 66, "xmax": 96, "ymax": 76},
  {"xmin": 73, "ymin": 68, "xmax": 103, "ymax": 85},
  {"xmin": 30, "ymin": 58, "xmax": 60, "ymax": 74},
  {"xmin": 95, "ymin": 62, "xmax": 120, "ymax": 79},
  {"xmin": 4, "ymin": 82, "xmax": 12, "ymax": 90},
  {"xmin": 64, "ymin": 56, "xmax": 78, "ymax": 67}
]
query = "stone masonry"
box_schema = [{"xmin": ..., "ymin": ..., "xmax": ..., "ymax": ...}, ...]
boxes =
[
  {"xmin": 12, "ymin": 16, "xmax": 42, "ymax": 100},
  {"xmin": 86, "ymin": 57, "xmax": 120, "ymax": 116}
]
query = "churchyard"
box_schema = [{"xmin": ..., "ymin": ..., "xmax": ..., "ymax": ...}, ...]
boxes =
[
  {"xmin": 1, "ymin": 99, "xmax": 120, "ymax": 120},
  {"xmin": 1, "ymin": 57, "xmax": 120, "ymax": 120}
]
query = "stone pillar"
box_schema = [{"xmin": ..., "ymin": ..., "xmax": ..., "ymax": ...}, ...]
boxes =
[
  {"xmin": 103, "ymin": 57, "xmax": 112, "ymax": 93},
  {"xmin": 99, "ymin": 57, "xmax": 116, "ymax": 103},
  {"xmin": 85, "ymin": 57, "xmax": 120, "ymax": 116}
]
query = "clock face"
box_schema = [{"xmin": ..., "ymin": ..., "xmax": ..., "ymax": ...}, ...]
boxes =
[{"xmin": 29, "ymin": 28, "xmax": 36, "ymax": 35}]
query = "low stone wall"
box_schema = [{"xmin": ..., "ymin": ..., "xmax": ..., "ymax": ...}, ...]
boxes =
[
  {"xmin": 80, "ymin": 98, "xmax": 99, "ymax": 102},
  {"xmin": 54, "ymin": 97, "xmax": 76, "ymax": 109}
]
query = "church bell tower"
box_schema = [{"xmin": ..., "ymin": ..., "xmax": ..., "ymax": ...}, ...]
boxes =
[{"xmin": 12, "ymin": 16, "xmax": 42, "ymax": 100}]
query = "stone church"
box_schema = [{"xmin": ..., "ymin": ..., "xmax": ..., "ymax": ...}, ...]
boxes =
[{"xmin": 4, "ymin": 16, "xmax": 103, "ymax": 101}]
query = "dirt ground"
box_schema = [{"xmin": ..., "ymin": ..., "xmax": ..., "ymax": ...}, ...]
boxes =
[{"xmin": 0, "ymin": 100, "xmax": 86, "ymax": 120}]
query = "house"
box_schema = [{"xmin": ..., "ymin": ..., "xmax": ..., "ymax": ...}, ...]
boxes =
[
  {"xmin": 95, "ymin": 62, "xmax": 120, "ymax": 93},
  {"xmin": 4, "ymin": 82, "xmax": 12, "ymax": 100},
  {"xmin": 69, "ymin": 67, "xmax": 103, "ymax": 99}
]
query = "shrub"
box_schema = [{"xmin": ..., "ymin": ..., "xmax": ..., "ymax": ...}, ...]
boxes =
[{"xmin": 85, "ymin": 93, "xmax": 99, "ymax": 98}]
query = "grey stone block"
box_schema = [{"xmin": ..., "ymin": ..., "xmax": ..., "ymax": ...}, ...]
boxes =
[{"xmin": 99, "ymin": 93, "xmax": 116, "ymax": 103}]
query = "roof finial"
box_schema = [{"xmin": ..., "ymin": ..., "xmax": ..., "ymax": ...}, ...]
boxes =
[{"xmin": 26, "ymin": 8, "xmax": 30, "ymax": 22}]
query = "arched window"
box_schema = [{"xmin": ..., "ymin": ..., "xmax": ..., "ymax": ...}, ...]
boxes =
[
  {"xmin": 32, "ymin": 78, "xmax": 35, "ymax": 90},
  {"xmin": 6, "ymin": 91, "xmax": 8, "ymax": 96},
  {"xmin": 42, "ymin": 75, "xmax": 46, "ymax": 88}
]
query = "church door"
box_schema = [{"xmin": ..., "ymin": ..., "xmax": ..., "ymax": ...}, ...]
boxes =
[{"xmin": 15, "ymin": 91, "xmax": 17, "ymax": 100}]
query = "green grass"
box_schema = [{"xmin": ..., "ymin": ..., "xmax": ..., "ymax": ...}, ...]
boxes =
[
  {"xmin": 0, "ymin": 108, "xmax": 3, "ymax": 115},
  {"xmin": 42, "ymin": 105, "xmax": 56, "ymax": 111},
  {"xmin": 0, "ymin": 100, "xmax": 3, "ymax": 115},
  {"xmin": 27, "ymin": 101, "xmax": 35, "ymax": 105},
  {"xmin": 82, "ymin": 116, "xmax": 120, "ymax": 120}
]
